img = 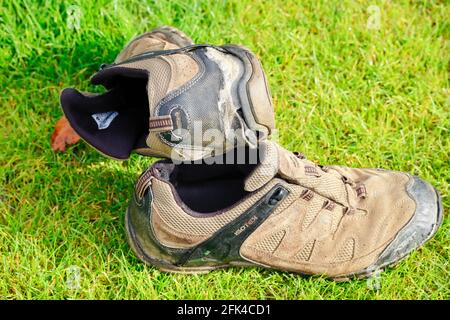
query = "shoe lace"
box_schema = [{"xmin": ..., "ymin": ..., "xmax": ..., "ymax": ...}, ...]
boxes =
[
  {"xmin": 293, "ymin": 151, "xmax": 367, "ymax": 214},
  {"xmin": 293, "ymin": 151, "xmax": 356, "ymax": 184}
]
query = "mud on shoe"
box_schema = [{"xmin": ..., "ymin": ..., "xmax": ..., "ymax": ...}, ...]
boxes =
[
  {"xmin": 60, "ymin": 27, "xmax": 274, "ymax": 160},
  {"xmin": 125, "ymin": 141, "xmax": 442, "ymax": 280}
]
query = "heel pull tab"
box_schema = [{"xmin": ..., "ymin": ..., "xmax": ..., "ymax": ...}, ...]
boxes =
[
  {"xmin": 148, "ymin": 115, "xmax": 174, "ymax": 133},
  {"xmin": 135, "ymin": 167, "xmax": 155, "ymax": 201}
]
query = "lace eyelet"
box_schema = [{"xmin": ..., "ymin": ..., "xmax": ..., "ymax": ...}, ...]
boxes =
[
  {"xmin": 355, "ymin": 184, "xmax": 368, "ymax": 199},
  {"xmin": 323, "ymin": 200, "xmax": 336, "ymax": 211},
  {"xmin": 304, "ymin": 165, "xmax": 320, "ymax": 177},
  {"xmin": 293, "ymin": 151, "xmax": 306, "ymax": 160},
  {"xmin": 341, "ymin": 175, "xmax": 356, "ymax": 187},
  {"xmin": 135, "ymin": 168, "xmax": 155, "ymax": 203},
  {"xmin": 344, "ymin": 207, "xmax": 356, "ymax": 215}
]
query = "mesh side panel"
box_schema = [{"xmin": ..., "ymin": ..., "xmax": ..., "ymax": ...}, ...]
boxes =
[
  {"xmin": 333, "ymin": 238, "xmax": 355, "ymax": 263},
  {"xmin": 253, "ymin": 230, "xmax": 286, "ymax": 254},
  {"xmin": 122, "ymin": 58, "xmax": 171, "ymax": 110},
  {"xmin": 301, "ymin": 196, "xmax": 324, "ymax": 231},
  {"xmin": 152, "ymin": 178, "xmax": 282, "ymax": 237},
  {"xmin": 294, "ymin": 240, "xmax": 316, "ymax": 262}
]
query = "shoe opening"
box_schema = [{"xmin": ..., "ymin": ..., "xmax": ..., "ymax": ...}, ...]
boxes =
[
  {"xmin": 154, "ymin": 146, "xmax": 262, "ymax": 214},
  {"xmin": 60, "ymin": 67, "xmax": 150, "ymax": 159}
]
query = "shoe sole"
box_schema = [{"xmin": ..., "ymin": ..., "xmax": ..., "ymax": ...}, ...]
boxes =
[
  {"xmin": 125, "ymin": 179, "xmax": 443, "ymax": 281},
  {"xmin": 125, "ymin": 208, "xmax": 226, "ymax": 274}
]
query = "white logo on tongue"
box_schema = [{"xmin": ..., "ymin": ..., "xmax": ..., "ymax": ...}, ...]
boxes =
[{"xmin": 91, "ymin": 111, "xmax": 119, "ymax": 130}]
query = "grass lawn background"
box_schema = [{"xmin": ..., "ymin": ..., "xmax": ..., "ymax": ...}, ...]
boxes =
[{"xmin": 0, "ymin": 0, "xmax": 448, "ymax": 299}]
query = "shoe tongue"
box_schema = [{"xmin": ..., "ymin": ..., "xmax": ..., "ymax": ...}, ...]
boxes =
[
  {"xmin": 245, "ymin": 142, "xmax": 351, "ymax": 206},
  {"xmin": 244, "ymin": 141, "xmax": 280, "ymax": 191},
  {"xmin": 244, "ymin": 141, "xmax": 320, "ymax": 192}
]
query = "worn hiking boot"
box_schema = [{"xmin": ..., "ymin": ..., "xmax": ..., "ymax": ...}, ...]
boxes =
[
  {"xmin": 52, "ymin": 26, "xmax": 194, "ymax": 153},
  {"xmin": 125, "ymin": 141, "xmax": 442, "ymax": 280},
  {"xmin": 60, "ymin": 27, "xmax": 274, "ymax": 160}
]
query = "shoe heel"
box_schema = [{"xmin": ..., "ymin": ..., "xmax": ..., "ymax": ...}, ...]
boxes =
[{"xmin": 222, "ymin": 45, "xmax": 275, "ymax": 139}]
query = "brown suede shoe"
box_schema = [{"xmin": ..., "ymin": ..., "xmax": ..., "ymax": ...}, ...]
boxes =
[
  {"xmin": 125, "ymin": 141, "xmax": 442, "ymax": 280},
  {"xmin": 53, "ymin": 26, "xmax": 193, "ymax": 152},
  {"xmin": 60, "ymin": 27, "xmax": 274, "ymax": 160}
]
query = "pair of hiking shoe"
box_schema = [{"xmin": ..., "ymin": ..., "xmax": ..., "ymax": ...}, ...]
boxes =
[{"xmin": 61, "ymin": 27, "xmax": 442, "ymax": 280}]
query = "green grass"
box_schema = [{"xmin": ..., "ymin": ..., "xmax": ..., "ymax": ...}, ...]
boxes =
[{"xmin": 0, "ymin": 0, "xmax": 448, "ymax": 299}]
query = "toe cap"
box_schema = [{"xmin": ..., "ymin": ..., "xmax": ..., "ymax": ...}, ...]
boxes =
[{"xmin": 371, "ymin": 175, "xmax": 443, "ymax": 270}]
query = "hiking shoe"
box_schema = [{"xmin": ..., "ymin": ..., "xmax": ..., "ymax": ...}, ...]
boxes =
[
  {"xmin": 125, "ymin": 141, "xmax": 442, "ymax": 280},
  {"xmin": 60, "ymin": 27, "xmax": 274, "ymax": 160}
]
